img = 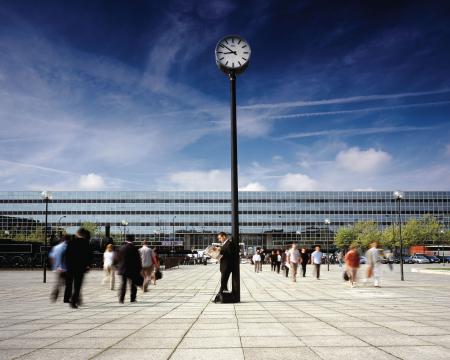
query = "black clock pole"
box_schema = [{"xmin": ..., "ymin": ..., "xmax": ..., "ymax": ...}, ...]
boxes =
[{"xmin": 229, "ymin": 69, "xmax": 240, "ymax": 303}]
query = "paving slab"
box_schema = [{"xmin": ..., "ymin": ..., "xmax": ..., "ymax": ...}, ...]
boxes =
[{"xmin": 0, "ymin": 264, "xmax": 449, "ymax": 360}]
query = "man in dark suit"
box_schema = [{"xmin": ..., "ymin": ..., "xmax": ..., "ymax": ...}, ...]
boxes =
[
  {"xmin": 65, "ymin": 228, "xmax": 92, "ymax": 309},
  {"xmin": 217, "ymin": 232, "xmax": 233, "ymax": 294},
  {"xmin": 116, "ymin": 234, "xmax": 142, "ymax": 303}
]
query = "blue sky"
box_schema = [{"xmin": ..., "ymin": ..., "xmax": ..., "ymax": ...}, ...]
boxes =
[{"xmin": 0, "ymin": 0, "xmax": 449, "ymax": 191}]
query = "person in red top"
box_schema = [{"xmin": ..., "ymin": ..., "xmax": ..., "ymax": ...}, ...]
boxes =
[{"xmin": 345, "ymin": 245, "xmax": 360, "ymax": 287}]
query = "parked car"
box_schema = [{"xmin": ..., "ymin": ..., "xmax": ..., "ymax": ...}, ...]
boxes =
[
  {"xmin": 410, "ymin": 255, "xmax": 430, "ymax": 264},
  {"xmin": 437, "ymin": 256, "xmax": 450, "ymax": 263},
  {"xmin": 424, "ymin": 255, "xmax": 440, "ymax": 263},
  {"xmin": 400, "ymin": 256, "xmax": 414, "ymax": 264},
  {"xmin": 359, "ymin": 256, "xmax": 367, "ymax": 264}
]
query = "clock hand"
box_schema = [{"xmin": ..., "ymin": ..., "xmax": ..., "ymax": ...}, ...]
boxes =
[{"xmin": 220, "ymin": 44, "xmax": 237, "ymax": 54}]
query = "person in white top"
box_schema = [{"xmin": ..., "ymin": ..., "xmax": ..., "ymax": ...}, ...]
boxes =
[
  {"xmin": 102, "ymin": 244, "xmax": 115, "ymax": 290},
  {"xmin": 288, "ymin": 243, "xmax": 300, "ymax": 282},
  {"xmin": 253, "ymin": 251, "xmax": 261, "ymax": 273},
  {"xmin": 276, "ymin": 250, "xmax": 282, "ymax": 274},
  {"xmin": 311, "ymin": 245, "xmax": 323, "ymax": 279},
  {"xmin": 139, "ymin": 240, "xmax": 155, "ymax": 292},
  {"xmin": 365, "ymin": 241, "xmax": 382, "ymax": 287}
]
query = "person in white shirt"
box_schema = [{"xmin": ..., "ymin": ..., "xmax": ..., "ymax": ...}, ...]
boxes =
[
  {"xmin": 276, "ymin": 250, "xmax": 282, "ymax": 274},
  {"xmin": 102, "ymin": 244, "xmax": 115, "ymax": 290},
  {"xmin": 139, "ymin": 240, "xmax": 155, "ymax": 292},
  {"xmin": 365, "ymin": 241, "xmax": 382, "ymax": 287},
  {"xmin": 311, "ymin": 245, "xmax": 323, "ymax": 279},
  {"xmin": 253, "ymin": 251, "xmax": 261, "ymax": 273},
  {"xmin": 288, "ymin": 243, "xmax": 300, "ymax": 282}
]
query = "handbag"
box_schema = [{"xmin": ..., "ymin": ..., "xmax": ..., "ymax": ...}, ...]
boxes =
[
  {"xmin": 155, "ymin": 270, "xmax": 162, "ymax": 280},
  {"xmin": 343, "ymin": 271, "xmax": 349, "ymax": 281}
]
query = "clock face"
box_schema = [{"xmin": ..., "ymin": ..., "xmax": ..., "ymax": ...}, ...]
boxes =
[{"xmin": 215, "ymin": 35, "xmax": 251, "ymax": 72}]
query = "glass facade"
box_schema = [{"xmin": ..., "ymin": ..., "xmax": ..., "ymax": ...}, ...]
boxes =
[{"xmin": 0, "ymin": 191, "xmax": 449, "ymax": 250}]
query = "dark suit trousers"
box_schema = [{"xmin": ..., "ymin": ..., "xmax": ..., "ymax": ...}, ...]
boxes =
[
  {"xmin": 220, "ymin": 268, "xmax": 232, "ymax": 293},
  {"xmin": 66, "ymin": 271, "xmax": 84, "ymax": 305},
  {"xmin": 120, "ymin": 275, "xmax": 137, "ymax": 302},
  {"xmin": 302, "ymin": 264, "xmax": 307, "ymax": 277}
]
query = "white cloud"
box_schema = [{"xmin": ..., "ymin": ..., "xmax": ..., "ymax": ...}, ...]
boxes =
[
  {"xmin": 336, "ymin": 147, "xmax": 391, "ymax": 173},
  {"xmin": 161, "ymin": 170, "xmax": 229, "ymax": 191},
  {"xmin": 240, "ymin": 182, "xmax": 267, "ymax": 191},
  {"xmin": 78, "ymin": 173, "xmax": 106, "ymax": 190},
  {"xmin": 278, "ymin": 173, "xmax": 317, "ymax": 191}
]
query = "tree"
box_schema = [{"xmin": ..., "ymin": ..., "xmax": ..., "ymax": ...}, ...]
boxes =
[
  {"xmin": 334, "ymin": 227, "xmax": 356, "ymax": 249},
  {"xmin": 354, "ymin": 221, "xmax": 382, "ymax": 250},
  {"xmin": 80, "ymin": 222, "xmax": 104, "ymax": 238},
  {"xmin": 381, "ymin": 224, "xmax": 398, "ymax": 250}
]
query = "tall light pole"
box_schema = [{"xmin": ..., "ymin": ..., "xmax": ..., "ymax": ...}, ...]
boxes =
[
  {"xmin": 324, "ymin": 218, "xmax": 331, "ymax": 271},
  {"xmin": 41, "ymin": 191, "xmax": 52, "ymax": 283},
  {"xmin": 394, "ymin": 191, "xmax": 405, "ymax": 281},
  {"xmin": 172, "ymin": 215, "xmax": 177, "ymax": 253},
  {"xmin": 440, "ymin": 230, "xmax": 445, "ymax": 266},
  {"xmin": 215, "ymin": 35, "xmax": 251, "ymax": 303},
  {"xmin": 121, "ymin": 220, "xmax": 128, "ymax": 243},
  {"xmin": 58, "ymin": 215, "xmax": 66, "ymax": 237}
]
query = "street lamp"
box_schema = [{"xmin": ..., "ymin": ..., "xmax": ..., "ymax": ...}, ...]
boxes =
[
  {"xmin": 440, "ymin": 230, "xmax": 445, "ymax": 267},
  {"xmin": 296, "ymin": 230, "xmax": 301, "ymax": 247},
  {"xmin": 172, "ymin": 215, "xmax": 177, "ymax": 253},
  {"xmin": 41, "ymin": 191, "xmax": 52, "ymax": 283},
  {"xmin": 394, "ymin": 191, "xmax": 405, "ymax": 281},
  {"xmin": 121, "ymin": 220, "xmax": 128, "ymax": 242},
  {"xmin": 324, "ymin": 218, "xmax": 331, "ymax": 271},
  {"xmin": 58, "ymin": 215, "xmax": 66, "ymax": 236}
]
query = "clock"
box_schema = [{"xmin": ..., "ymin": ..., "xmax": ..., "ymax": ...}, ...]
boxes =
[{"xmin": 215, "ymin": 35, "xmax": 251, "ymax": 75}]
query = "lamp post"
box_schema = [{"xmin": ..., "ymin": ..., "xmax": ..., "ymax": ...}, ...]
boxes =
[
  {"xmin": 172, "ymin": 215, "xmax": 177, "ymax": 253},
  {"xmin": 440, "ymin": 230, "xmax": 445, "ymax": 266},
  {"xmin": 41, "ymin": 191, "xmax": 52, "ymax": 283},
  {"xmin": 394, "ymin": 191, "xmax": 405, "ymax": 281},
  {"xmin": 58, "ymin": 215, "xmax": 66, "ymax": 237},
  {"xmin": 324, "ymin": 218, "xmax": 331, "ymax": 271},
  {"xmin": 296, "ymin": 230, "xmax": 301, "ymax": 246},
  {"xmin": 121, "ymin": 220, "xmax": 128, "ymax": 242}
]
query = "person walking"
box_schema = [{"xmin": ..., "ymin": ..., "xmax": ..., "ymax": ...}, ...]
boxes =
[
  {"xmin": 139, "ymin": 240, "xmax": 155, "ymax": 292},
  {"xmin": 311, "ymin": 245, "xmax": 323, "ymax": 280},
  {"xmin": 366, "ymin": 241, "xmax": 382, "ymax": 287},
  {"xmin": 276, "ymin": 250, "xmax": 282, "ymax": 274},
  {"xmin": 65, "ymin": 228, "xmax": 92, "ymax": 309},
  {"xmin": 117, "ymin": 234, "xmax": 143, "ymax": 303},
  {"xmin": 337, "ymin": 250, "xmax": 344, "ymax": 268},
  {"xmin": 259, "ymin": 249, "xmax": 265, "ymax": 272},
  {"xmin": 288, "ymin": 243, "xmax": 300, "ymax": 282},
  {"xmin": 49, "ymin": 234, "xmax": 70, "ymax": 303},
  {"xmin": 253, "ymin": 251, "xmax": 261, "ymax": 273},
  {"xmin": 282, "ymin": 248, "xmax": 290, "ymax": 278},
  {"xmin": 300, "ymin": 248, "xmax": 310, "ymax": 277},
  {"xmin": 344, "ymin": 245, "xmax": 360, "ymax": 287},
  {"xmin": 152, "ymin": 248, "xmax": 161, "ymax": 285},
  {"xmin": 102, "ymin": 243, "xmax": 115, "ymax": 290},
  {"xmin": 270, "ymin": 251, "xmax": 277, "ymax": 271}
]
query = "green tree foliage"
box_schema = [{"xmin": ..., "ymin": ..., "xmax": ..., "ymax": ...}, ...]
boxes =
[
  {"xmin": 334, "ymin": 227, "xmax": 356, "ymax": 249},
  {"xmin": 13, "ymin": 226, "xmax": 45, "ymax": 243},
  {"xmin": 80, "ymin": 222, "xmax": 104, "ymax": 238},
  {"xmin": 354, "ymin": 221, "xmax": 382, "ymax": 250},
  {"xmin": 381, "ymin": 225, "xmax": 398, "ymax": 249}
]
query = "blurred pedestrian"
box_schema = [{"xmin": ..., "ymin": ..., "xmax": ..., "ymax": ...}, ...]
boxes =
[
  {"xmin": 365, "ymin": 241, "xmax": 382, "ymax": 287},
  {"xmin": 337, "ymin": 251, "xmax": 344, "ymax": 268},
  {"xmin": 344, "ymin": 245, "xmax": 360, "ymax": 287},
  {"xmin": 276, "ymin": 250, "xmax": 282, "ymax": 274},
  {"xmin": 270, "ymin": 250, "xmax": 277, "ymax": 271},
  {"xmin": 282, "ymin": 248, "xmax": 290, "ymax": 278},
  {"xmin": 49, "ymin": 234, "xmax": 70, "ymax": 303},
  {"xmin": 259, "ymin": 249, "xmax": 265, "ymax": 272},
  {"xmin": 300, "ymin": 248, "xmax": 309, "ymax": 277},
  {"xmin": 117, "ymin": 234, "xmax": 143, "ymax": 303},
  {"xmin": 253, "ymin": 251, "xmax": 261, "ymax": 273},
  {"xmin": 102, "ymin": 243, "xmax": 115, "ymax": 290},
  {"xmin": 139, "ymin": 240, "xmax": 155, "ymax": 292},
  {"xmin": 152, "ymin": 248, "xmax": 161, "ymax": 285},
  {"xmin": 288, "ymin": 243, "xmax": 300, "ymax": 282},
  {"xmin": 65, "ymin": 228, "xmax": 92, "ymax": 309},
  {"xmin": 311, "ymin": 245, "xmax": 323, "ymax": 280}
]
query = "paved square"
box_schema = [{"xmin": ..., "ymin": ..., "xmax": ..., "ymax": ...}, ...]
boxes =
[{"xmin": 0, "ymin": 264, "xmax": 449, "ymax": 359}]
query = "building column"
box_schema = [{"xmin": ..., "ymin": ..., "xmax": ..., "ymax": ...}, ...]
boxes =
[{"xmin": 184, "ymin": 234, "xmax": 191, "ymax": 251}]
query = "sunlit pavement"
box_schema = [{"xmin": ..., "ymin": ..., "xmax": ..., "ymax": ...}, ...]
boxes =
[{"xmin": 0, "ymin": 264, "xmax": 449, "ymax": 360}]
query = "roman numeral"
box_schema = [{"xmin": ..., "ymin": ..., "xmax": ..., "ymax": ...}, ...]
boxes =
[
  {"xmin": 238, "ymin": 39, "xmax": 241, "ymax": 44},
  {"xmin": 242, "ymin": 57, "xmax": 247, "ymax": 61},
  {"xmin": 242, "ymin": 45, "xmax": 247, "ymax": 48},
  {"xmin": 219, "ymin": 57, "xmax": 224, "ymax": 60},
  {"xmin": 232, "ymin": 62, "xmax": 234, "ymax": 68},
  {"xmin": 217, "ymin": 51, "xmax": 223, "ymax": 54},
  {"xmin": 225, "ymin": 39, "xmax": 229, "ymax": 44},
  {"xmin": 243, "ymin": 52, "xmax": 249, "ymax": 54},
  {"xmin": 225, "ymin": 61, "xmax": 228, "ymax": 65},
  {"xmin": 231, "ymin": 37, "xmax": 234, "ymax": 43},
  {"xmin": 238, "ymin": 61, "xmax": 242, "ymax": 66}
]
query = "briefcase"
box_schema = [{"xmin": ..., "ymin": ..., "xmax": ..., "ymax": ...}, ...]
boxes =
[{"xmin": 213, "ymin": 291, "xmax": 235, "ymax": 303}]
